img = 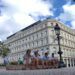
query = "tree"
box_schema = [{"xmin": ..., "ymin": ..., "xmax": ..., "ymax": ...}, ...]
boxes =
[{"xmin": 0, "ymin": 42, "xmax": 10, "ymax": 57}]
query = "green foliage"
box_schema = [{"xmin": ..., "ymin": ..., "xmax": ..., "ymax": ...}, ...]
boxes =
[
  {"xmin": 0, "ymin": 64, "xmax": 5, "ymax": 66},
  {"xmin": 9, "ymin": 61, "xmax": 18, "ymax": 65},
  {"xmin": 0, "ymin": 42, "xmax": 10, "ymax": 57},
  {"xmin": 18, "ymin": 60, "xmax": 23, "ymax": 65},
  {"xmin": 2, "ymin": 47, "xmax": 10, "ymax": 57}
]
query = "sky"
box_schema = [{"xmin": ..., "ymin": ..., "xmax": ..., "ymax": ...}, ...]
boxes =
[{"xmin": 0, "ymin": 0, "xmax": 75, "ymax": 41}]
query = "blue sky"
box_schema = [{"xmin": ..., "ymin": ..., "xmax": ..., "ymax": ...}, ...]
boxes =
[{"xmin": 0, "ymin": 0, "xmax": 75, "ymax": 41}]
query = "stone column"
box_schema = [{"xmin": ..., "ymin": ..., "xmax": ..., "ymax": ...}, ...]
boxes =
[
  {"xmin": 70, "ymin": 58, "xmax": 72, "ymax": 67},
  {"xmin": 66, "ymin": 58, "xmax": 69, "ymax": 67},
  {"xmin": 72, "ymin": 59, "xmax": 74, "ymax": 67}
]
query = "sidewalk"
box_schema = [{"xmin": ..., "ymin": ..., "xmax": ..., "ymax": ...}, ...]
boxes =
[
  {"xmin": 0, "ymin": 67, "xmax": 75, "ymax": 75},
  {"xmin": 0, "ymin": 67, "xmax": 6, "ymax": 71}
]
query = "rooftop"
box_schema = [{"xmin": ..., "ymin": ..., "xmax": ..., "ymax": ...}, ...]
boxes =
[{"xmin": 7, "ymin": 20, "xmax": 41, "ymax": 39}]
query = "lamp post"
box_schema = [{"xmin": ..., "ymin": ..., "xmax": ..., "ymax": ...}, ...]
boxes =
[{"xmin": 54, "ymin": 23, "xmax": 63, "ymax": 68}]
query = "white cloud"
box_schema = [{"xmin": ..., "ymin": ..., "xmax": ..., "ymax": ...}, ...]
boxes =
[
  {"xmin": 56, "ymin": 2, "xmax": 75, "ymax": 29},
  {"xmin": 56, "ymin": 12, "xmax": 72, "ymax": 22},
  {"xmin": 71, "ymin": 21, "xmax": 75, "ymax": 29},
  {"xmin": 13, "ymin": 13, "xmax": 35, "ymax": 27},
  {"xmin": 63, "ymin": 4, "xmax": 75, "ymax": 29},
  {"xmin": 0, "ymin": 0, "xmax": 53, "ymax": 41},
  {"xmin": 0, "ymin": 17, "xmax": 20, "ymax": 40},
  {"xmin": 0, "ymin": 14, "xmax": 9, "ymax": 23},
  {"xmin": 3, "ymin": 0, "xmax": 52, "ymax": 16},
  {"xmin": 63, "ymin": 4, "xmax": 75, "ymax": 18}
]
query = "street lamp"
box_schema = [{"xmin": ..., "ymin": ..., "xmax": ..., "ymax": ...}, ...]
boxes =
[{"xmin": 54, "ymin": 23, "xmax": 63, "ymax": 68}]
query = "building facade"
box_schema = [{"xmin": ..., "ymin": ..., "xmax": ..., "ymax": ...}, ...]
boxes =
[{"xmin": 4, "ymin": 19, "xmax": 75, "ymax": 67}]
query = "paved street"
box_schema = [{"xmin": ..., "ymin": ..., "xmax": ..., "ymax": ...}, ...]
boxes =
[{"xmin": 0, "ymin": 67, "xmax": 75, "ymax": 75}]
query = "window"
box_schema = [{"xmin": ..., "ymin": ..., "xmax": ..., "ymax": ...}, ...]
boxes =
[
  {"xmin": 26, "ymin": 44, "xmax": 27, "ymax": 48},
  {"xmin": 29, "ymin": 36, "xmax": 31, "ymax": 41},
  {"xmin": 29, "ymin": 43, "xmax": 30, "ymax": 47},
  {"xmin": 37, "ymin": 33, "xmax": 38, "ymax": 38},
  {"xmin": 37, "ymin": 41, "xmax": 38, "ymax": 46},
  {"xmin": 34, "ymin": 41, "xmax": 37, "ymax": 47},
  {"xmin": 46, "ymin": 47, "xmax": 49, "ymax": 50},
  {"xmin": 41, "ymin": 39, "xmax": 43, "ymax": 45},
  {"xmin": 22, "ymin": 39, "xmax": 24, "ymax": 43},
  {"xmin": 46, "ymin": 38, "xmax": 48, "ymax": 44},
  {"xmin": 45, "ymin": 30, "xmax": 47, "ymax": 34},
  {"xmin": 33, "ymin": 42, "xmax": 34, "ymax": 47},
  {"xmin": 26, "ymin": 38, "xmax": 27, "ymax": 41},
  {"xmin": 33, "ymin": 35, "xmax": 34, "ymax": 40},
  {"xmin": 41, "ymin": 32, "xmax": 43, "ymax": 37}
]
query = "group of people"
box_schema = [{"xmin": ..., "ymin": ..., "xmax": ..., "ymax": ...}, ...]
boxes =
[
  {"xmin": 4, "ymin": 49, "xmax": 57, "ymax": 67},
  {"xmin": 4, "ymin": 49, "xmax": 66, "ymax": 69},
  {"xmin": 23, "ymin": 49, "xmax": 57, "ymax": 65},
  {"xmin": 4, "ymin": 49, "xmax": 59, "ymax": 69}
]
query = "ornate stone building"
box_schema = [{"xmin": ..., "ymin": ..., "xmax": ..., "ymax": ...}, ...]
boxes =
[{"xmin": 4, "ymin": 19, "xmax": 75, "ymax": 67}]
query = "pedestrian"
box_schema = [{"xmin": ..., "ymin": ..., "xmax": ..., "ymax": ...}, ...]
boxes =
[
  {"xmin": 23, "ymin": 49, "xmax": 32, "ymax": 69},
  {"xmin": 33, "ymin": 50, "xmax": 40, "ymax": 59},
  {"xmin": 42, "ymin": 52, "xmax": 49, "ymax": 68},
  {"xmin": 4, "ymin": 57, "xmax": 9, "ymax": 65},
  {"xmin": 33, "ymin": 50, "xmax": 40, "ymax": 65},
  {"xmin": 18, "ymin": 57, "xmax": 23, "ymax": 65}
]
